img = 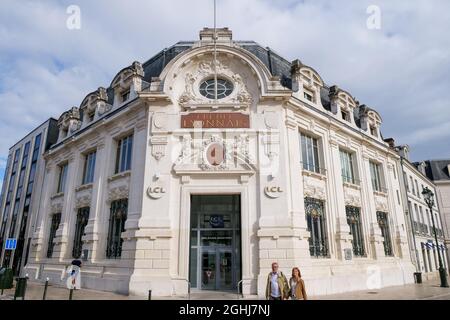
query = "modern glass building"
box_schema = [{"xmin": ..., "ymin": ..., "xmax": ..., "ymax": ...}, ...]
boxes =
[{"xmin": 0, "ymin": 119, "xmax": 58, "ymax": 275}]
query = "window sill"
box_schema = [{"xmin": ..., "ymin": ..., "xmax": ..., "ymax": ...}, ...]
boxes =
[
  {"xmin": 108, "ymin": 170, "xmax": 131, "ymax": 182},
  {"xmin": 373, "ymin": 190, "xmax": 388, "ymax": 197},
  {"xmin": 343, "ymin": 182, "xmax": 361, "ymax": 190},
  {"xmin": 75, "ymin": 183, "xmax": 93, "ymax": 192},
  {"xmin": 302, "ymin": 170, "xmax": 327, "ymax": 181},
  {"xmin": 50, "ymin": 192, "xmax": 64, "ymax": 200}
]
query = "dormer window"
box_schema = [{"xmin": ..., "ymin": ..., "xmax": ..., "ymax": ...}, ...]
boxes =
[
  {"xmin": 88, "ymin": 111, "xmax": 95, "ymax": 123},
  {"xmin": 61, "ymin": 128, "xmax": 68, "ymax": 139},
  {"xmin": 304, "ymin": 90, "xmax": 314, "ymax": 102},
  {"xmin": 370, "ymin": 126, "xmax": 378, "ymax": 137},
  {"xmin": 341, "ymin": 110, "xmax": 350, "ymax": 122},
  {"xmin": 121, "ymin": 90, "xmax": 130, "ymax": 103}
]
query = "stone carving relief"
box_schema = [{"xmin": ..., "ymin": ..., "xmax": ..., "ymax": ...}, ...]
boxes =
[
  {"xmin": 199, "ymin": 135, "xmax": 229, "ymax": 171},
  {"xmin": 75, "ymin": 194, "xmax": 92, "ymax": 209},
  {"xmin": 174, "ymin": 133, "xmax": 254, "ymax": 173},
  {"xmin": 262, "ymin": 132, "xmax": 280, "ymax": 161},
  {"xmin": 58, "ymin": 107, "xmax": 81, "ymax": 135},
  {"xmin": 344, "ymin": 186, "xmax": 362, "ymax": 207},
  {"xmin": 177, "ymin": 58, "xmax": 253, "ymax": 108},
  {"xmin": 375, "ymin": 195, "xmax": 389, "ymax": 212},
  {"xmin": 51, "ymin": 201, "xmax": 63, "ymax": 214},
  {"xmin": 153, "ymin": 112, "xmax": 168, "ymax": 130},
  {"xmin": 150, "ymin": 136, "xmax": 168, "ymax": 161},
  {"xmin": 108, "ymin": 185, "xmax": 129, "ymax": 202},
  {"xmin": 303, "ymin": 176, "xmax": 326, "ymax": 200},
  {"xmin": 264, "ymin": 111, "xmax": 278, "ymax": 129}
]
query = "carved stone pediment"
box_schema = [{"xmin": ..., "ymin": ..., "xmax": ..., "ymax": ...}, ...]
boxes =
[{"xmin": 177, "ymin": 58, "xmax": 254, "ymax": 110}]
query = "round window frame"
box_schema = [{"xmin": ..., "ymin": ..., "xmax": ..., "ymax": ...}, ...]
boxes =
[{"xmin": 199, "ymin": 77, "xmax": 234, "ymax": 100}]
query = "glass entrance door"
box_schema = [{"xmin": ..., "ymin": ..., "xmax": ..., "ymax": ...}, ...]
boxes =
[
  {"xmin": 190, "ymin": 195, "xmax": 241, "ymax": 291},
  {"xmin": 217, "ymin": 248, "xmax": 233, "ymax": 290},
  {"xmin": 200, "ymin": 247, "xmax": 234, "ymax": 290}
]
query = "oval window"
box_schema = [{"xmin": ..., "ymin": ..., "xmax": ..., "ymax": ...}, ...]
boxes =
[{"xmin": 199, "ymin": 78, "xmax": 233, "ymax": 99}]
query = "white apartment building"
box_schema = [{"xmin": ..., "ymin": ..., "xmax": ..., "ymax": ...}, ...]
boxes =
[
  {"xmin": 417, "ymin": 159, "xmax": 450, "ymax": 278},
  {"xmin": 394, "ymin": 146, "xmax": 448, "ymax": 281}
]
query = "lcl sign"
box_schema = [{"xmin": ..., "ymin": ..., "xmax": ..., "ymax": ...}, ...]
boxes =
[
  {"xmin": 147, "ymin": 186, "xmax": 166, "ymax": 199},
  {"xmin": 264, "ymin": 186, "xmax": 283, "ymax": 199}
]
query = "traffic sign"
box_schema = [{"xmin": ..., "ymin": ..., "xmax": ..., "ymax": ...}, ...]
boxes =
[{"xmin": 5, "ymin": 238, "xmax": 17, "ymax": 250}]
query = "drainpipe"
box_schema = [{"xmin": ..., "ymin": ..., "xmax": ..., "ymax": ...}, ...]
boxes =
[{"xmin": 399, "ymin": 156, "xmax": 421, "ymax": 273}]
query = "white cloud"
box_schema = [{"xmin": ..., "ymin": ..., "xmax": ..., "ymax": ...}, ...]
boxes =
[{"xmin": 0, "ymin": 0, "xmax": 449, "ymax": 162}]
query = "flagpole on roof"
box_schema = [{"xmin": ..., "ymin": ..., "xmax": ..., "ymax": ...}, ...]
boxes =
[{"xmin": 213, "ymin": 0, "xmax": 218, "ymax": 102}]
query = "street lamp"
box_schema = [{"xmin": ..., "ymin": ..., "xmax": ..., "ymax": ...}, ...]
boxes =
[{"xmin": 422, "ymin": 186, "xmax": 449, "ymax": 288}]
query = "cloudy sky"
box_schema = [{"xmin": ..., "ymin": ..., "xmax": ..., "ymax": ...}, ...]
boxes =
[{"xmin": 1, "ymin": 0, "xmax": 449, "ymax": 182}]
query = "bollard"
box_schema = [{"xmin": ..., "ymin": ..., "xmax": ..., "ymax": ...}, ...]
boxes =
[
  {"xmin": 13, "ymin": 277, "xmax": 28, "ymax": 300},
  {"xmin": 148, "ymin": 290, "xmax": 152, "ymax": 300},
  {"xmin": 43, "ymin": 278, "xmax": 49, "ymax": 300},
  {"xmin": 69, "ymin": 288, "xmax": 74, "ymax": 300}
]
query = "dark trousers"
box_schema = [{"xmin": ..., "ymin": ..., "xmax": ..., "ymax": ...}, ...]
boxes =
[{"xmin": 269, "ymin": 296, "xmax": 282, "ymax": 300}]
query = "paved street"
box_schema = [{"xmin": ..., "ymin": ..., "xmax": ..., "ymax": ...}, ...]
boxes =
[{"xmin": 1, "ymin": 280, "xmax": 450, "ymax": 300}]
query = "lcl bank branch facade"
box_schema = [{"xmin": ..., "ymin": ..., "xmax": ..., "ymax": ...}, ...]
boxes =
[{"xmin": 11, "ymin": 28, "xmax": 415, "ymax": 298}]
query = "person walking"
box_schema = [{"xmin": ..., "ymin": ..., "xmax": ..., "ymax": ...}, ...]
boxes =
[
  {"xmin": 289, "ymin": 267, "xmax": 307, "ymax": 300},
  {"xmin": 265, "ymin": 262, "xmax": 289, "ymax": 300}
]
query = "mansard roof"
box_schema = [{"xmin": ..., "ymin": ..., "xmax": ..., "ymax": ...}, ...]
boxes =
[
  {"xmin": 54, "ymin": 32, "xmax": 385, "ymax": 137},
  {"xmin": 415, "ymin": 160, "xmax": 450, "ymax": 181}
]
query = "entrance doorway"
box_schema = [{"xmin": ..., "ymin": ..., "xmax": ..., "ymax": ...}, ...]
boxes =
[{"xmin": 189, "ymin": 195, "xmax": 241, "ymax": 291}]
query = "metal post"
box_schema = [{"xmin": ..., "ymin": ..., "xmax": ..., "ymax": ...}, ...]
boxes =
[
  {"xmin": 69, "ymin": 288, "xmax": 74, "ymax": 300},
  {"xmin": 429, "ymin": 203, "xmax": 449, "ymax": 287},
  {"xmin": 43, "ymin": 278, "xmax": 49, "ymax": 300},
  {"xmin": 237, "ymin": 280, "xmax": 244, "ymax": 300},
  {"xmin": 148, "ymin": 290, "xmax": 152, "ymax": 300},
  {"xmin": 188, "ymin": 282, "xmax": 191, "ymax": 301}
]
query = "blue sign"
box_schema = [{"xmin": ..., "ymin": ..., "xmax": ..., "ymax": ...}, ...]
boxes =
[
  {"xmin": 5, "ymin": 238, "xmax": 17, "ymax": 250},
  {"xmin": 209, "ymin": 215, "xmax": 224, "ymax": 228}
]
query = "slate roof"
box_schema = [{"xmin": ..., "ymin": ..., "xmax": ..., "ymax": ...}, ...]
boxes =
[
  {"xmin": 136, "ymin": 40, "xmax": 334, "ymax": 110},
  {"xmin": 416, "ymin": 160, "xmax": 450, "ymax": 181},
  {"xmin": 99, "ymin": 39, "xmax": 377, "ymax": 133}
]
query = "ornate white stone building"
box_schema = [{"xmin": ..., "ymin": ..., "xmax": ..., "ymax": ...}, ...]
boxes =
[{"xmin": 14, "ymin": 28, "xmax": 417, "ymax": 297}]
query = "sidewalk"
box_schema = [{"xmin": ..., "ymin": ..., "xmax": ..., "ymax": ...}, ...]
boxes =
[{"xmin": 1, "ymin": 280, "xmax": 449, "ymax": 300}]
